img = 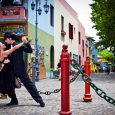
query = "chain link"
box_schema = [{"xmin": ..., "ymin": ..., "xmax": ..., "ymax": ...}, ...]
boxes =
[
  {"xmin": 89, "ymin": 81, "xmax": 115, "ymax": 105},
  {"xmin": 38, "ymin": 62, "xmax": 80, "ymax": 95},
  {"xmin": 70, "ymin": 71, "xmax": 80, "ymax": 83},
  {"xmin": 38, "ymin": 89, "xmax": 61, "ymax": 95},
  {"xmin": 37, "ymin": 59, "xmax": 115, "ymax": 106},
  {"xmin": 38, "ymin": 59, "xmax": 115, "ymax": 106},
  {"xmin": 38, "ymin": 71, "xmax": 80, "ymax": 95},
  {"xmin": 71, "ymin": 60, "xmax": 115, "ymax": 106}
]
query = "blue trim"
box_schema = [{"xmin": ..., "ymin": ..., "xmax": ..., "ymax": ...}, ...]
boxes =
[{"xmin": 0, "ymin": 18, "xmax": 27, "ymax": 22}]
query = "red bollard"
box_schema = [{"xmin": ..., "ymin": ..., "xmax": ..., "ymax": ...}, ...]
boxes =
[
  {"xmin": 59, "ymin": 45, "xmax": 72, "ymax": 115},
  {"xmin": 83, "ymin": 56, "xmax": 92, "ymax": 102}
]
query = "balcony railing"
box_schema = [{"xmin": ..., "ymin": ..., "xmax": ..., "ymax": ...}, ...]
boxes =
[{"xmin": 0, "ymin": 6, "xmax": 27, "ymax": 24}]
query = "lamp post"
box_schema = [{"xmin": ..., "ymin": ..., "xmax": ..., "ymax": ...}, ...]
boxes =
[{"xmin": 31, "ymin": 0, "xmax": 49, "ymax": 81}]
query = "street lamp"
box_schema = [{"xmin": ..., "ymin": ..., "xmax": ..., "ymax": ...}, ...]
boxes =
[{"xmin": 31, "ymin": 0, "xmax": 49, "ymax": 81}]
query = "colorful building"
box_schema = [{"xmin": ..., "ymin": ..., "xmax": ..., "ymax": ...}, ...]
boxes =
[
  {"xmin": 0, "ymin": 0, "xmax": 28, "ymax": 38},
  {"xmin": 0, "ymin": 0, "xmax": 88, "ymax": 77},
  {"xmin": 87, "ymin": 37, "xmax": 98, "ymax": 72},
  {"xmin": 28, "ymin": 0, "xmax": 54, "ymax": 73}
]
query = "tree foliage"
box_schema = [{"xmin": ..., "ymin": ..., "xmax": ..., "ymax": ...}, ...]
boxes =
[
  {"xmin": 90, "ymin": 0, "xmax": 115, "ymax": 52},
  {"xmin": 98, "ymin": 50, "xmax": 113, "ymax": 61}
]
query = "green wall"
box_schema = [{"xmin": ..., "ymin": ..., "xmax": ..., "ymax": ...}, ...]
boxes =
[{"xmin": 28, "ymin": 23, "xmax": 54, "ymax": 71}]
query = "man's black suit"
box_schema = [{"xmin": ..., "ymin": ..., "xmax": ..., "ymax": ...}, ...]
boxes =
[{"xmin": 8, "ymin": 42, "xmax": 44, "ymax": 104}]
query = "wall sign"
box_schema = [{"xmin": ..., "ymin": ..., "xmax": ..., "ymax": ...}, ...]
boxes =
[
  {"xmin": 73, "ymin": 54, "xmax": 78, "ymax": 62},
  {"xmin": 0, "ymin": 24, "xmax": 27, "ymax": 37}
]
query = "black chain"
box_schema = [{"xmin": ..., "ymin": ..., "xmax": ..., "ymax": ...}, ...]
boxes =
[
  {"xmin": 38, "ymin": 89, "xmax": 61, "ymax": 95},
  {"xmin": 70, "ymin": 71, "xmax": 80, "ymax": 83},
  {"xmin": 71, "ymin": 60, "xmax": 115, "ymax": 106},
  {"xmin": 38, "ymin": 64, "xmax": 80, "ymax": 95},
  {"xmin": 82, "ymin": 74, "xmax": 115, "ymax": 105},
  {"xmin": 38, "ymin": 59, "xmax": 115, "ymax": 105}
]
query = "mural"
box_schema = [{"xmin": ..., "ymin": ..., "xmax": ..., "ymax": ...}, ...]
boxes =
[{"xmin": 39, "ymin": 46, "xmax": 44, "ymax": 65}]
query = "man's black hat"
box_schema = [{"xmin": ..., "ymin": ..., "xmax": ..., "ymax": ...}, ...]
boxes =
[
  {"xmin": 4, "ymin": 32, "xmax": 12, "ymax": 40},
  {"xmin": 11, "ymin": 34, "xmax": 17, "ymax": 40}
]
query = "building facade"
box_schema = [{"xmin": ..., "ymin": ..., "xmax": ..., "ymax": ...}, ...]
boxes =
[
  {"xmin": 0, "ymin": 0, "xmax": 28, "ymax": 38},
  {"xmin": 78, "ymin": 20, "xmax": 88, "ymax": 66},
  {"xmin": 28, "ymin": 0, "xmax": 54, "ymax": 72},
  {"xmin": 0, "ymin": 0, "xmax": 88, "ymax": 77},
  {"xmin": 87, "ymin": 37, "xmax": 98, "ymax": 72},
  {"xmin": 54, "ymin": 0, "xmax": 79, "ymax": 68}
]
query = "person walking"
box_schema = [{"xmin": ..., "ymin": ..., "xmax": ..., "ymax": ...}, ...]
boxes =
[
  {"xmin": 106, "ymin": 66, "xmax": 110, "ymax": 75},
  {"xmin": 57, "ymin": 60, "xmax": 61, "ymax": 80},
  {"xmin": 4, "ymin": 33, "xmax": 45, "ymax": 107}
]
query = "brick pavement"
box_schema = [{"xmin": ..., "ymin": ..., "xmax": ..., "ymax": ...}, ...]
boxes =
[{"xmin": 0, "ymin": 73, "xmax": 115, "ymax": 115}]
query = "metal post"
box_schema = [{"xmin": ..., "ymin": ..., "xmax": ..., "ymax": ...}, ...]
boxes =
[
  {"xmin": 59, "ymin": 45, "xmax": 72, "ymax": 115},
  {"xmin": 35, "ymin": 0, "xmax": 39, "ymax": 81},
  {"xmin": 83, "ymin": 56, "xmax": 92, "ymax": 102},
  {"xmin": 31, "ymin": 0, "xmax": 49, "ymax": 81}
]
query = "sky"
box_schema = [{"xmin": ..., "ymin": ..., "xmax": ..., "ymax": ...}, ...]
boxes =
[{"xmin": 66, "ymin": 0, "xmax": 99, "ymax": 41}]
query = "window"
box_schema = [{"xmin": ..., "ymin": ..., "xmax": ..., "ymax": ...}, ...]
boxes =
[
  {"xmin": 61, "ymin": 16, "xmax": 66, "ymax": 36},
  {"xmin": 69, "ymin": 23, "xmax": 73, "ymax": 40},
  {"xmin": 50, "ymin": 45, "xmax": 54, "ymax": 68},
  {"xmin": 70, "ymin": 52, "xmax": 72, "ymax": 58},
  {"xmin": 78, "ymin": 32, "xmax": 81, "ymax": 44},
  {"xmin": 79, "ymin": 55, "xmax": 81, "ymax": 65},
  {"xmin": 61, "ymin": 15, "xmax": 64, "ymax": 31},
  {"xmin": 74, "ymin": 27, "xmax": 76, "ymax": 34},
  {"xmin": 86, "ymin": 48, "xmax": 87, "ymax": 57},
  {"xmin": 50, "ymin": 5, "xmax": 54, "ymax": 27},
  {"xmin": 82, "ymin": 40, "xmax": 84, "ymax": 57}
]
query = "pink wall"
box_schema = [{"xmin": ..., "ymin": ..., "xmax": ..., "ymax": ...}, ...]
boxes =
[{"xmin": 78, "ymin": 19, "xmax": 87, "ymax": 65}]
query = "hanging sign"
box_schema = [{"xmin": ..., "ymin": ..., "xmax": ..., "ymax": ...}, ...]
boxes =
[{"xmin": 0, "ymin": 24, "xmax": 27, "ymax": 37}]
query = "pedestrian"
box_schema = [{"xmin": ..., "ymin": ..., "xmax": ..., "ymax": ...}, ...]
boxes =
[
  {"xmin": 4, "ymin": 33, "xmax": 45, "ymax": 107},
  {"xmin": 0, "ymin": 32, "xmax": 24, "ymax": 98},
  {"xmin": 57, "ymin": 60, "xmax": 61, "ymax": 80},
  {"xmin": 106, "ymin": 66, "xmax": 110, "ymax": 75}
]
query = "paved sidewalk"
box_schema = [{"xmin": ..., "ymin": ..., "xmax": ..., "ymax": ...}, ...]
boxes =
[{"xmin": 0, "ymin": 73, "xmax": 115, "ymax": 115}]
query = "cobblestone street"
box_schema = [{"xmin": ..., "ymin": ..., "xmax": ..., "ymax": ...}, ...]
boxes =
[{"xmin": 0, "ymin": 73, "xmax": 115, "ymax": 115}]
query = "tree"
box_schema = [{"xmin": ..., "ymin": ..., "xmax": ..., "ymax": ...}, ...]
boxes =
[
  {"xmin": 98, "ymin": 50, "xmax": 113, "ymax": 62},
  {"xmin": 90, "ymin": 0, "xmax": 115, "ymax": 52}
]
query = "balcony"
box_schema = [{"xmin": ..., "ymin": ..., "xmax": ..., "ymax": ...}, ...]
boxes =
[{"xmin": 0, "ymin": 6, "xmax": 27, "ymax": 24}]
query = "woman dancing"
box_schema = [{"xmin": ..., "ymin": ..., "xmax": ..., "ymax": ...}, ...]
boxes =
[{"xmin": 0, "ymin": 36, "xmax": 24, "ymax": 96}]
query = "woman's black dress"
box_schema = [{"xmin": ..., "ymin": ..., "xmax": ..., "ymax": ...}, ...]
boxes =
[{"xmin": 0, "ymin": 60, "xmax": 15, "ymax": 94}]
